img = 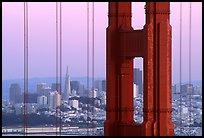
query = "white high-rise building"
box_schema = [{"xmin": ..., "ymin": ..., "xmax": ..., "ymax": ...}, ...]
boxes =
[
  {"xmin": 133, "ymin": 83, "xmax": 139, "ymax": 98},
  {"xmin": 63, "ymin": 66, "xmax": 71, "ymax": 101},
  {"xmin": 48, "ymin": 91, "xmax": 61, "ymax": 109}
]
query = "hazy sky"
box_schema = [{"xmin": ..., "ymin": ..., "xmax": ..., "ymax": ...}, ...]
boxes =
[{"xmin": 2, "ymin": 2, "xmax": 202, "ymax": 84}]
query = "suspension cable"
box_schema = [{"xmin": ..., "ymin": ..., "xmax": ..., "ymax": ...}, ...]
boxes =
[
  {"xmin": 59, "ymin": 2, "xmax": 62, "ymax": 136},
  {"xmin": 86, "ymin": 2, "xmax": 90, "ymax": 136},
  {"xmin": 91, "ymin": 2, "xmax": 95, "ymax": 136},
  {"xmin": 189, "ymin": 2, "xmax": 192, "ymax": 134},
  {"xmin": 23, "ymin": 2, "xmax": 28, "ymax": 136},
  {"xmin": 179, "ymin": 2, "xmax": 182, "ymax": 135},
  {"xmin": 55, "ymin": 2, "xmax": 59, "ymax": 136}
]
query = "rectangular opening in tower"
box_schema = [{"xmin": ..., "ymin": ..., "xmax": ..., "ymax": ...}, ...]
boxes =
[{"xmin": 133, "ymin": 57, "xmax": 143, "ymax": 124}]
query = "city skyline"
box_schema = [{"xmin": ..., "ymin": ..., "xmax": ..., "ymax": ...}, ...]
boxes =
[
  {"xmin": 3, "ymin": 76, "xmax": 202, "ymax": 136},
  {"xmin": 2, "ymin": 2, "xmax": 202, "ymax": 136},
  {"xmin": 2, "ymin": 2, "xmax": 202, "ymax": 84}
]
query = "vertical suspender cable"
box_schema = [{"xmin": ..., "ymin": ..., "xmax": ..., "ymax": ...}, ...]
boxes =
[
  {"xmin": 179, "ymin": 2, "xmax": 182, "ymax": 136},
  {"xmin": 87, "ymin": 2, "xmax": 90, "ymax": 136},
  {"xmin": 59, "ymin": 2, "xmax": 62, "ymax": 136},
  {"xmin": 23, "ymin": 2, "xmax": 26, "ymax": 135},
  {"xmin": 26, "ymin": 2, "xmax": 28, "ymax": 134},
  {"xmin": 189, "ymin": 2, "xmax": 192, "ymax": 134},
  {"xmin": 92, "ymin": 2, "xmax": 95, "ymax": 136},
  {"xmin": 23, "ymin": 2, "xmax": 28, "ymax": 136},
  {"xmin": 55, "ymin": 2, "xmax": 59, "ymax": 136}
]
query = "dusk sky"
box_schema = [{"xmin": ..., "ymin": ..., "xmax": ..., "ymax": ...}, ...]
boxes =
[{"xmin": 2, "ymin": 2, "xmax": 202, "ymax": 84}]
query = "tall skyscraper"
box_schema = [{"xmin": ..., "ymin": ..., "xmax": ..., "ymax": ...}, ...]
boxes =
[
  {"xmin": 134, "ymin": 68, "xmax": 143, "ymax": 94},
  {"xmin": 9, "ymin": 83, "xmax": 21, "ymax": 103},
  {"xmin": 63, "ymin": 66, "xmax": 71, "ymax": 101}
]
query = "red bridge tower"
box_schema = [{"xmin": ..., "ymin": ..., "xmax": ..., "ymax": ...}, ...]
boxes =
[{"xmin": 104, "ymin": 2, "xmax": 174, "ymax": 136}]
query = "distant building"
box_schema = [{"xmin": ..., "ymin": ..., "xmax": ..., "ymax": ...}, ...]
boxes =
[
  {"xmin": 78, "ymin": 84, "xmax": 85, "ymax": 97},
  {"xmin": 88, "ymin": 89, "xmax": 97, "ymax": 98},
  {"xmin": 70, "ymin": 99, "xmax": 79, "ymax": 109},
  {"xmin": 94, "ymin": 79, "xmax": 106, "ymax": 92},
  {"xmin": 71, "ymin": 89, "xmax": 77, "ymax": 97},
  {"xmin": 20, "ymin": 92, "xmax": 38, "ymax": 103},
  {"xmin": 63, "ymin": 66, "xmax": 71, "ymax": 101},
  {"xmin": 194, "ymin": 86, "xmax": 202, "ymax": 94},
  {"xmin": 133, "ymin": 83, "xmax": 139, "ymax": 98},
  {"xmin": 172, "ymin": 84, "xmax": 180, "ymax": 94},
  {"xmin": 102, "ymin": 80, "xmax": 106, "ymax": 91},
  {"xmin": 37, "ymin": 83, "xmax": 47, "ymax": 96},
  {"xmin": 9, "ymin": 83, "xmax": 21, "ymax": 103},
  {"xmin": 100, "ymin": 92, "xmax": 106, "ymax": 105},
  {"xmin": 185, "ymin": 84, "xmax": 194, "ymax": 94},
  {"xmin": 14, "ymin": 103, "xmax": 37, "ymax": 115},
  {"xmin": 94, "ymin": 80, "xmax": 103, "ymax": 91},
  {"xmin": 70, "ymin": 81, "xmax": 80, "ymax": 94},
  {"xmin": 27, "ymin": 93, "xmax": 38, "ymax": 103},
  {"xmin": 173, "ymin": 84, "xmax": 194, "ymax": 94},
  {"xmin": 43, "ymin": 86, "xmax": 52, "ymax": 97},
  {"xmin": 48, "ymin": 91, "xmax": 61, "ymax": 109},
  {"xmin": 134, "ymin": 68, "xmax": 143, "ymax": 94},
  {"xmin": 37, "ymin": 95, "xmax": 48, "ymax": 107}
]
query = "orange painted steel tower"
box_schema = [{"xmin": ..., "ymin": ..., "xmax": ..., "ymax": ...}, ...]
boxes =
[{"xmin": 104, "ymin": 2, "xmax": 174, "ymax": 136}]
